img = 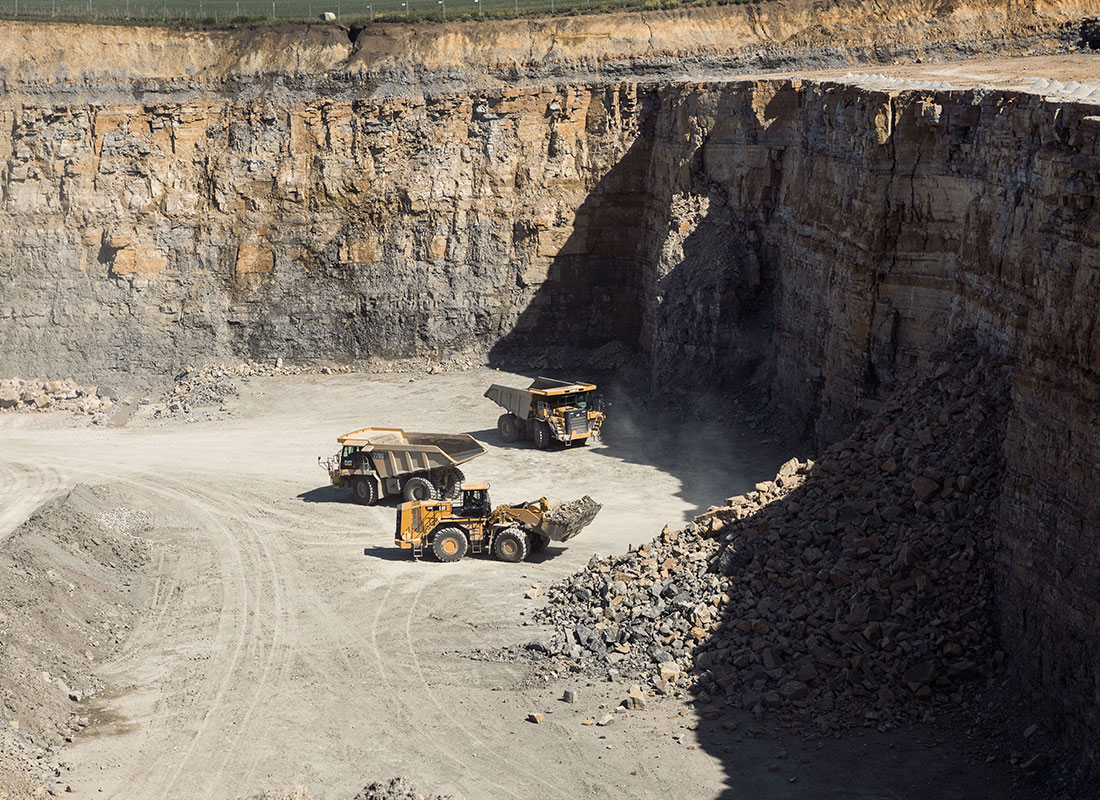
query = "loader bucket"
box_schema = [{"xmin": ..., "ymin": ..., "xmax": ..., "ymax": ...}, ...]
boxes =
[{"xmin": 537, "ymin": 496, "xmax": 602, "ymax": 542}]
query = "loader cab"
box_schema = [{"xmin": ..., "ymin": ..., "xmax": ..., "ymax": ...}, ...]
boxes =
[{"xmin": 459, "ymin": 482, "xmax": 491, "ymax": 518}]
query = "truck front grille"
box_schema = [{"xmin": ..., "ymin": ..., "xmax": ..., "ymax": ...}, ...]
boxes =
[{"xmin": 565, "ymin": 409, "xmax": 589, "ymax": 436}]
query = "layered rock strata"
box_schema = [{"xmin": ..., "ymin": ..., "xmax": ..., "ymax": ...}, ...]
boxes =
[{"xmin": 0, "ymin": 4, "xmax": 1098, "ymax": 770}]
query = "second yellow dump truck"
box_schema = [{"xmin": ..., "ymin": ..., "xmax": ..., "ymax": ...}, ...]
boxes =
[
  {"xmin": 484, "ymin": 377, "xmax": 605, "ymax": 448},
  {"xmin": 320, "ymin": 427, "xmax": 487, "ymax": 505},
  {"xmin": 395, "ymin": 484, "xmax": 601, "ymax": 562}
]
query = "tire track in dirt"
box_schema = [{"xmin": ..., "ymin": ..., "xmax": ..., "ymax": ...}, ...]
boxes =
[
  {"xmin": 147, "ymin": 476, "xmax": 293, "ymax": 800},
  {"xmin": 103, "ymin": 476, "xmax": 260, "ymax": 800},
  {"xmin": 366, "ymin": 576, "xmax": 522, "ymax": 799},
  {"xmin": 0, "ymin": 459, "xmax": 66, "ymax": 540},
  {"xmin": 401, "ymin": 584, "xmax": 574, "ymax": 798}
]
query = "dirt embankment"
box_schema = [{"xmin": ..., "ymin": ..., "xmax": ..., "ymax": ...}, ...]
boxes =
[
  {"xmin": 0, "ymin": 0, "xmax": 1086, "ymax": 91},
  {"xmin": 0, "ymin": 486, "xmax": 152, "ymax": 799}
]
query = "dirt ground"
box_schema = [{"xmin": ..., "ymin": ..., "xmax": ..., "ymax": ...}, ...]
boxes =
[{"xmin": 0, "ymin": 368, "xmax": 1039, "ymax": 799}]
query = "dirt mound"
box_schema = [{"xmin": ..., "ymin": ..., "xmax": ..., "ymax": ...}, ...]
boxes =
[
  {"xmin": 0, "ymin": 485, "xmax": 153, "ymax": 797},
  {"xmin": 523, "ymin": 346, "xmax": 1012, "ymax": 735}
]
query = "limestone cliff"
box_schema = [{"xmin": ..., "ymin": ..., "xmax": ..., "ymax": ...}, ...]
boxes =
[{"xmin": 0, "ymin": 0, "xmax": 1099, "ymax": 769}]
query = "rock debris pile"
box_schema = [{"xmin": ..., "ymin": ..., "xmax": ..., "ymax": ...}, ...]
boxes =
[
  {"xmin": 526, "ymin": 350, "xmax": 1012, "ymax": 734},
  {"xmin": 545, "ymin": 496, "xmax": 603, "ymax": 537},
  {"xmin": 0, "ymin": 378, "xmax": 110, "ymax": 417},
  {"xmin": 149, "ymin": 360, "xmax": 347, "ymax": 417}
]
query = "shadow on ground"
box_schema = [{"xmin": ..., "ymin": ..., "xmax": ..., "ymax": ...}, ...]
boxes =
[{"xmin": 362, "ymin": 545, "xmax": 568, "ymax": 564}]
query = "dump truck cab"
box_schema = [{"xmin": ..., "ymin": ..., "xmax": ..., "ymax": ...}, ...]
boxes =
[{"xmin": 485, "ymin": 377, "xmax": 605, "ymax": 449}]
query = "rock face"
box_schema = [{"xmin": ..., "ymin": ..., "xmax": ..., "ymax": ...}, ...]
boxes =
[{"xmin": 0, "ymin": 2, "xmax": 1098, "ymax": 767}]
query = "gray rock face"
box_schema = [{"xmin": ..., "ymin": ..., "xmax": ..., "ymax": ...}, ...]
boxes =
[{"xmin": 0, "ymin": 18, "xmax": 1097, "ymax": 770}]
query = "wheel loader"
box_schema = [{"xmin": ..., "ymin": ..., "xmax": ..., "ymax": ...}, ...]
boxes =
[
  {"xmin": 319, "ymin": 427, "xmax": 486, "ymax": 505},
  {"xmin": 394, "ymin": 483, "xmax": 601, "ymax": 562},
  {"xmin": 484, "ymin": 377, "xmax": 605, "ymax": 449}
]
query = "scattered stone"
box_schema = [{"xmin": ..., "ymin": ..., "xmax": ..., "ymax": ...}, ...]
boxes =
[
  {"xmin": 352, "ymin": 777, "xmax": 459, "ymax": 800},
  {"xmin": 511, "ymin": 348, "xmax": 1011, "ymax": 735},
  {"xmin": 562, "ymin": 689, "xmax": 577, "ymax": 704},
  {"xmin": 527, "ymin": 712, "xmax": 543, "ymax": 724},
  {"xmin": 621, "ymin": 685, "xmax": 647, "ymax": 710}
]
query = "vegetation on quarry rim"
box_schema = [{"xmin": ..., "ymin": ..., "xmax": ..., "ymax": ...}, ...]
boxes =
[{"xmin": 0, "ymin": 0, "xmax": 750, "ymax": 29}]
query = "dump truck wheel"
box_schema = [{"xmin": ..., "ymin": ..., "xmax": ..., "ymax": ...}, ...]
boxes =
[
  {"xmin": 497, "ymin": 413, "xmax": 520, "ymax": 442},
  {"xmin": 441, "ymin": 468, "xmax": 465, "ymax": 499},
  {"xmin": 532, "ymin": 421, "xmax": 552, "ymax": 450},
  {"xmin": 352, "ymin": 477, "xmax": 377, "ymax": 505},
  {"xmin": 432, "ymin": 527, "xmax": 468, "ymax": 562},
  {"xmin": 403, "ymin": 476, "xmax": 436, "ymax": 502},
  {"xmin": 528, "ymin": 533, "xmax": 549, "ymax": 554},
  {"xmin": 494, "ymin": 528, "xmax": 528, "ymax": 563}
]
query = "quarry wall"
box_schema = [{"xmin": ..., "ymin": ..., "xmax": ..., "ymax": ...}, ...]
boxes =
[{"xmin": 0, "ymin": 0, "xmax": 1097, "ymax": 767}]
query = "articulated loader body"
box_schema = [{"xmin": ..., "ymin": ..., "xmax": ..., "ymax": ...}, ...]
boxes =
[
  {"xmin": 484, "ymin": 377, "xmax": 605, "ymax": 449},
  {"xmin": 395, "ymin": 484, "xmax": 601, "ymax": 562}
]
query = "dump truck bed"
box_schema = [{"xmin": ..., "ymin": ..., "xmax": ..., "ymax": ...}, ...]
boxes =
[
  {"xmin": 335, "ymin": 427, "xmax": 487, "ymax": 478},
  {"xmin": 485, "ymin": 377, "xmax": 598, "ymax": 419},
  {"xmin": 528, "ymin": 377, "xmax": 596, "ymax": 394}
]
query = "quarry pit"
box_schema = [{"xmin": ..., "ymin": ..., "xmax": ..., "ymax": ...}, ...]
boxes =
[{"xmin": 2, "ymin": 1, "xmax": 1100, "ymax": 798}]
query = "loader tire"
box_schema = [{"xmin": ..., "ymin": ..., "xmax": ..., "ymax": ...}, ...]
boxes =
[
  {"xmin": 432, "ymin": 527, "xmax": 468, "ymax": 562},
  {"xmin": 528, "ymin": 533, "xmax": 549, "ymax": 554},
  {"xmin": 532, "ymin": 421, "xmax": 552, "ymax": 450},
  {"xmin": 403, "ymin": 476, "xmax": 436, "ymax": 502},
  {"xmin": 498, "ymin": 413, "xmax": 521, "ymax": 443},
  {"xmin": 494, "ymin": 527, "xmax": 528, "ymax": 563},
  {"xmin": 352, "ymin": 477, "xmax": 377, "ymax": 505}
]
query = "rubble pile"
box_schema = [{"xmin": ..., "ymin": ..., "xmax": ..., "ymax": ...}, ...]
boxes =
[
  {"xmin": 150, "ymin": 360, "xmax": 349, "ymax": 417},
  {"xmin": 528, "ymin": 350, "xmax": 1013, "ymax": 733},
  {"xmin": 0, "ymin": 378, "xmax": 109, "ymax": 416},
  {"xmin": 546, "ymin": 496, "xmax": 602, "ymax": 527}
]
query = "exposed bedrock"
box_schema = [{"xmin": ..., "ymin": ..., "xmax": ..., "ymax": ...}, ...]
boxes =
[{"xmin": 0, "ymin": 8, "xmax": 1098, "ymax": 770}]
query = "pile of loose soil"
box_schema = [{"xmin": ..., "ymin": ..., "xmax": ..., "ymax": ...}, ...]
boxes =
[
  {"xmin": 519, "ymin": 346, "xmax": 1013, "ymax": 736},
  {"xmin": 0, "ymin": 485, "xmax": 153, "ymax": 798}
]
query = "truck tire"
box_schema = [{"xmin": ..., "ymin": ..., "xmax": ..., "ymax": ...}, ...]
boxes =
[
  {"xmin": 532, "ymin": 421, "xmax": 552, "ymax": 450},
  {"xmin": 497, "ymin": 413, "xmax": 520, "ymax": 442},
  {"xmin": 403, "ymin": 476, "xmax": 436, "ymax": 502},
  {"xmin": 493, "ymin": 527, "xmax": 528, "ymax": 563},
  {"xmin": 352, "ymin": 477, "xmax": 378, "ymax": 505},
  {"xmin": 527, "ymin": 532, "xmax": 549, "ymax": 554},
  {"xmin": 440, "ymin": 468, "xmax": 465, "ymax": 499},
  {"xmin": 432, "ymin": 527, "xmax": 468, "ymax": 562}
]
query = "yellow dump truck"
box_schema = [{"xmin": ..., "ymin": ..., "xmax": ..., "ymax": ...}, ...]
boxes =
[
  {"xmin": 484, "ymin": 377, "xmax": 605, "ymax": 449},
  {"xmin": 395, "ymin": 484, "xmax": 601, "ymax": 562},
  {"xmin": 320, "ymin": 427, "xmax": 487, "ymax": 505}
]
